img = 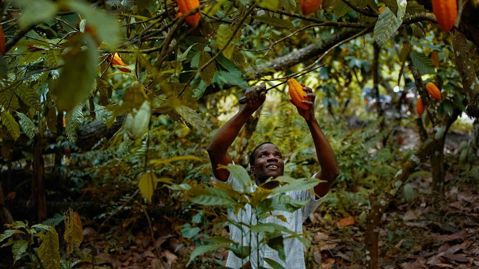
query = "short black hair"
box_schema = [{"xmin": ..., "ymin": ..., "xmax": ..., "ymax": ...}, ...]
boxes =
[{"xmin": 248, "ymin": 142, "xmax": 275, "ymax": 166}]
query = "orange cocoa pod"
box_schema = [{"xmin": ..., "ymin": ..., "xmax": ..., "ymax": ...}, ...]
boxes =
[
  {"xmin": 177, "ymin": 0, "xmax": 201, "ymax": 28},
  {"xmin": 416, "ymin": 97, "xmax": 425, "ymax": 117},
  {"xmin": 287, "ymin": 78, "xmax": 309, "ymax": 110},
  {"xmin": 0, "ymin": 25, "xmax": 5, "ymax": 55},
  {"xmin": 432, "ymin": 0, "xmax": 457, "ymax": 32},
  {"xmin": 300, "ymin": 0, "xmax": 322, "ymax": 16},
  {"xmin": 425, "ymin": 82, "xmax": 442, "ymax": 101}
]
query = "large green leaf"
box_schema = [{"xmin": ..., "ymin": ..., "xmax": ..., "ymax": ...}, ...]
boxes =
[
  {"xmin": 16, "ymin": 112, "xmax": 37, "ymax": 139},
  {"xmin": 16, "ymin": 0, "xmax": 58, "ymax": 28},
  {"xmin": 271, "ymin": 177, "xmax": 319, "ymax": 196},
  {"xmin": 67, "ymin": 0, "xmax": 121, "ymax": 49},
  {"xmin": 410, "ymin": 51, "xmax": 435, "ymax": 75},
  {"xmin": 138, "ymin": 171, "xmax": 158, "ymax": 203},
  {"xmin": 266, "ymin": 235, "xmax": 285, "ymax": 261},
  {"xmin": 199, "ymin": 51, "xmax": 216, "ymax": 86},
  {"xmin": 12, "ymin": 240, "xmax": 28, "ymax": 263},
  {"xmin": 187, "ymin": 243, "xmax": 229, "ymax": 266},
  {"xmin": 264, "ymin": 257, "xmax": 284, "ymax": 269},
  {"xmin": 174, "ymin": 105, "xmax": 208, "ymax": 135},
  {"xmin": 1, "ymin": 111, "xmax": 20, "ymax": 140},
  {"xmin": 373, "ymin": 0, "xmax": 407, "ymax": 46},
  {"xmin": 191, "ymin": 187, "xmax": 236, "ymax": 207},
  {"xmin": 256, "ymin": 0, "xmax": 279, "ymax": 9},
  {"xmin": 0, "ymin": 230, "xmax": 17, "ymax": 245},
  {"xmin": 226, "ymin": 164, "xmax": 253, "ymax": 193},
  {"xmin": 216, "ymin": 24, "xmax": 236, "ymax": 59},
  {"xmin": 52, "ymin": 34, "xmax": 98, "ymax": 112},
  {"xmin": 37, "ymin": 228, "xmax": 61, "ymax": 269}
]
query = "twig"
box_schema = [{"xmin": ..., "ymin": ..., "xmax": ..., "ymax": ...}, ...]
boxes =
[
  {"xmin": 340, "ymin": 0, "xmax": 378, "ymax": 17},
  {"xmin": 5, "ymin": 25, "xmax": 35, "ymax": 53}
]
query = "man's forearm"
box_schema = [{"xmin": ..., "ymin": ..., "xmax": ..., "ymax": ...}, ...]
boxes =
[
  {"xmin": 306, "ymin": 118, "xmax": 339, "ymax": 194},
  {"xmin": 207, "ymin": 107, "xmax": 253, "ymax": 154}
]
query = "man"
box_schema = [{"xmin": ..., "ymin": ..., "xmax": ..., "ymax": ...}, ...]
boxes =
[{"xmin": 207, "ymin": 83, "xmax": 339, "ymax": 269}]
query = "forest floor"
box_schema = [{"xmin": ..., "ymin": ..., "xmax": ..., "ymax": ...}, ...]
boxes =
[{"xmin": 77, "ymin": 175, "xmax": 479, "ymax": 269}]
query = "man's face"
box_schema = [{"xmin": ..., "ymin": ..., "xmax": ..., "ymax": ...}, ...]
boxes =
[{"xmin": 251, "ymin": 143, "xmax": 284, "ymax": 183}]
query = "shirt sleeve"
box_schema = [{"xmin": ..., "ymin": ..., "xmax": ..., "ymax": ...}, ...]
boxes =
[{"xmin": 294, "ymin": 189, "xmax": 321, "ymax": 222}]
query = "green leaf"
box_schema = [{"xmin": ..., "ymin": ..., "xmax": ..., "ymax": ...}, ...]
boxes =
[
  {"xmin": 67, "ymin": 0, "xmax": 121, "ymax": 49},
  {"xmin": 16, "ymin": 0, "xmax": 58, "ymax": 28},
  {"xmin": 216, "ymin": 24, "xmax": 235, "ymax": 59},
  {"xmin": 174, "ymin": 105, "xmax": 208, "ymax": 135},
  {"xmin": 264, "ymin": 257, "xmax": 285, "ymax": 269},
  {"xmin": 0, "ymin": 230, "xmax": 17, "ymax": 244},
  {"xmin": 65, "ymin": 105, "xmax": 84, "ymax": 142},
  {"xmin": 256, "ymin": 0, "xmax": 279, "ymax": 10},
  {"xmin": 16, "ymin": 112, "xmax": 37, "ymax": 139},
  {"xmin": 225, "ymin": 164, "xmax": 253, "ymax": 193},
  {"xmin": 37, "ymin": 228, "xmax": 61, "ymax": 269},
  {"xmin": 187, "ymin": 243, "xmax": 229, "ymax": 266},
  {"xmin": 215, "ymin": 70, "xmax": 249, "ymax": 89},
  {"xmin": 191, "ymin": 193, "xmax": 235, "ymax": 207},
  {"xmin": 138, "ymin": 171, "xmax": 158, "ymax": 203},
  {"xmin": 250, "ymin": 223, "xmax": 289, "ymax": 234},
  {"xmin": 52, "ymin": 34, "xmax": 98, "ymax": 112},
  {"xmin": 199, "ymin": 51, "xmax": 216, "ymax": 86},
  {"xmin": 271, "ymin": 177, "xmax": 319, "ymax": 197},
  {"xmin": 12, "ymin": 240, "xmax": 28, "ymax": 263},
  {"xmin": 266, "ymin": 235, "xmax": 285, "ymax": 261},
  {"xmin": 373, "ymin": 7, "xmax": 401, "ymax": 46},
  {"xmin": 1, "ymin": 111, "xmax": 21, "ymax": 140},
  {"xmin": 402, "ymin": 183, "xmax": 415, "ymax": 202},
  {"xmin": 181, "ymin": 224, "xmax": 200, "ymax": 239},
  {"xmin": 410, "ymin": 51, "xmax": 435, "ymax": 75}
]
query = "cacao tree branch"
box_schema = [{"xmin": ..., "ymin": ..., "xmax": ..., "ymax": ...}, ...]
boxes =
[
  {"xmin": 340, "ymin": 0, "xmax": 378, "ymax": 17},
  {"xmin": 258, "ymin": 6, "xmax": 368, "ymax": 27}
]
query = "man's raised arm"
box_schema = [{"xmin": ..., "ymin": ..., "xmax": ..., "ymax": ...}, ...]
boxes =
[
  {"xmin": 207, "ymin": 84, "xmax": 266, "ymax": 181},
  {"xmin": 295, "ymin": 86, "xmax": 339, "ymax": 197}
]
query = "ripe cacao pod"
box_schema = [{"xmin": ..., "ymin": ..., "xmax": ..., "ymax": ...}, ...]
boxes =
[
  {"xmin": 300, "ymin": 0, "xmax": 322, "ymax": 16},
  {"xmin": 0, "ymin": 25, "xmax": 5, "ymax": 55},
  {"xmin": 177, "ymin": 0, "xmax": 201, "ymax": 28},
  {"xmin": 287, "ymin": 78, "xmax": 309, "ymax": 110},
  {"xmin": 416, "ymin": 97, "xmax": 425, "ymax": 117},
  {"xmin": 432, "ymin": 0, "xmax": 457, "ymax": 32},
  {"xmin": 111, "ymin": 53, "xmax": 130, "ymax": 72},
  {"xmin": 425, "ymin": 82, "xmax": 442, "ymax": 101}
]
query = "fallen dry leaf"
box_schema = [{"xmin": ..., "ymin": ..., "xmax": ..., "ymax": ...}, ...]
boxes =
[{"xmin": 336, "ymin": 216, "xmax": 355, "ymax": 228}]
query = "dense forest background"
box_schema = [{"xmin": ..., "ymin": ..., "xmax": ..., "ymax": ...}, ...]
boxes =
[{"xmin": 0, "ymin": 0, "xmax": 479, "ymax": 268}]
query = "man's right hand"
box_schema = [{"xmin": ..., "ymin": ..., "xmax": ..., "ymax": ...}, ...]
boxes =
[{"xmin": 241, "ymin": 83, "xmax": 266, "ymax": 113}]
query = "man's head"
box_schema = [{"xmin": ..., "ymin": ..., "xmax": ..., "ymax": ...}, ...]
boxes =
[{"xmin": 249, "ymin": 142, "xmax": 284, "ymax": 184}]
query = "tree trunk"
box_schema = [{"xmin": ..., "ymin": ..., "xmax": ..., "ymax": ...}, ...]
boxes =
[{"xmin": 32, "ymin": 134, "xmax": 47, "ymax": 222}]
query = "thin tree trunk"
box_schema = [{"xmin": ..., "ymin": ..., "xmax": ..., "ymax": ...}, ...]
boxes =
[{"xmin": 32, "ymin": 134, "xmax": 47, "ymax": 222}]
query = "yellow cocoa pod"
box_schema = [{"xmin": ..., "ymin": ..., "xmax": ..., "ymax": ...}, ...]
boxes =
[
  {"xmin": 425, "ymin": 82, "xmax": 442, "ymax": 101},
  {"xmin": 287, "ymin": 78, "xmax": 309, "ymax": 110},
  {"xmin": 432, "ymin": 0, "xmax": 457, "ymax": 32}
]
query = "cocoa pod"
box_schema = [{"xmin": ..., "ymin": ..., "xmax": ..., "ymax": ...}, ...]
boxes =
[
  {"xmin": 425, "ymin": 82, "xmax": 442, "ymax": 101},
  {"xmin": 416, "ymin": 97, "xmax": 425, "ymax": 117},
  {"xmin": 177, "ymin": 0, "xmax": 201, "ymax": 28},
  {"xmin": 432, "ymin": 0, "xmax": 457, "ymax": 32},
  {"xmin": 300, "ymin": 0, "xmax": 322, "ymax": 16},
  {"xmin": 287, "ymin": 78, "xmax": 309, "ymax": 110},
  {"xmin": 111, "ymin": 53, "xmax": 130, "ymax": 72}
]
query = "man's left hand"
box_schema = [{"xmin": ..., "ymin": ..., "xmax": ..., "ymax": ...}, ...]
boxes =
[{"xmin": 294, "ymin": 85, "xmax": 315, "ymax": 121}]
